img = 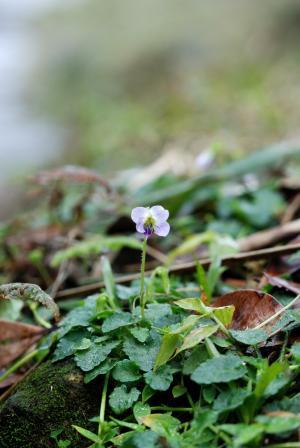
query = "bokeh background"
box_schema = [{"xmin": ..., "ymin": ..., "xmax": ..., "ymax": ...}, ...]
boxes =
[{"xmin": 1, "ymin": 0, "xmax": 300, "ymax": 218}]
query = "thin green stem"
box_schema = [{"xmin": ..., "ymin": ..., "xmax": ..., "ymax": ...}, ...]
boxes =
[
  {"xmin": 28, "ymin": 302, "xmax": 51, "ymax": 329},
  {"xmin": 98, "ymin": 372, "xmax": 110, "ymax": 436},
  {"xmin": 254, "ymin": 293, "xmax": 300, "ymax": 330},
  {"xmin": 0, "ymin": 349, "xmax": 39, "ymax": 383},
  {"xmin": 140, "ymin": 237, "xmax": 148, "ymax": 318}
]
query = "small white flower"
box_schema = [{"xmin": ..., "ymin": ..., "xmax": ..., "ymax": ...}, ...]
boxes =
[{"xmin": 131, "ymin": 205, "xmax": 170, "ymax": 237}]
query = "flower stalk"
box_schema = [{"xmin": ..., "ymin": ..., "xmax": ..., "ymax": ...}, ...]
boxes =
[{"xmin": 140, "ymin": 236, "xmax": 148, "ymax": 318}]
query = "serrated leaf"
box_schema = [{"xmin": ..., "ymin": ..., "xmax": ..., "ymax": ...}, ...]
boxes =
[
  {"xmin": 84, "ymin": 358, "xmax": 118, "ymax": 383},
  {"xmin": 154, "ymin": 333, "xmax": 179, "ymax": 370},
  {"xmin": 75, "ymin": 340, "xmax": 119, "ymax": 372},
  {"xmin": 230, "ymin": 329, "xmax": 268, "ymax": 345},
  {"xmin": 191, "ymin": 353, "xmax": 247, "ymax": 384},
  {"xmin": 102, "ymin": 312, "xmax": 134, "ymax": 333},
  {"xmin": 109, "ymin": 385, "xmax": 140, "ymax": 414},
  {"xmin": 213, "ymin": 388, "xmax": 251, "ymax": 412},
  {"xmin": 176, "ymin": 324, "xmax": 219, "ymax": 354},
  {"xmin": 53, "ymin": 329, "xmax": 90, "ymax": 361},
  {"xmin": 133, "ymin": 402, "xmax": 151, "ymax": 423},
  {"xmin": 123, "ymin": 332, "xmax": 161, "ymax": 372},
  {"xmin": 112, "ymin": 360, "xmax": 141, "ymax": 383},
  {"xmin": 129, "ymin": 327, "xmax": 150, "ymax": 343},
  {"xmin": 144, "ymin": 365, "xmax": 173, "ymax": 391}
]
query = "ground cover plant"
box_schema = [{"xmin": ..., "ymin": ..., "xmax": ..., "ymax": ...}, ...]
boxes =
[{"xmin": 1, "ymin": 144, "xmax": 300, "ymax": 447}]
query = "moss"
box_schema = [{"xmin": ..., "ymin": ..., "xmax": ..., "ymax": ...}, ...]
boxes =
[{"xmin": 0, "ymin": 360, "xmax": 99, "ymax": 448}]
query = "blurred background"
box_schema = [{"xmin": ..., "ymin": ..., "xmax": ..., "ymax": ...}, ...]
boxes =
[{"xmin": 1, "ymin": 0, "xmax": 300, "ymax": 218}]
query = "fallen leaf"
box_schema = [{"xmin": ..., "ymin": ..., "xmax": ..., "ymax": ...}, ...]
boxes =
[
  {"xmin": 0, "ymin": 320, "xmax": 44, "ymax": 369},
  {"xmin": 0, "ymin": 373, "xmax": 23, "ymax": 389},
  {"xmin": 213, "ymin": 289, "xmax": 282, "ymax": 333},
  {"xmin": 263, "ymin": 272, "xmax": 300, "ymax": 296}
]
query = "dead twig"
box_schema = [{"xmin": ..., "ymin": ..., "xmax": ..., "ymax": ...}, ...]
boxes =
[{"xmin": 56, "ymin": 242, "xmax": 300, "ymax": 298}]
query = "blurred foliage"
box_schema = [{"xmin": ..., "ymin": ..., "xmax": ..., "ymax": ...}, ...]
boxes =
[{"xmin": 33, "ymin": 0, "xmax": 300, "ymax": 172}]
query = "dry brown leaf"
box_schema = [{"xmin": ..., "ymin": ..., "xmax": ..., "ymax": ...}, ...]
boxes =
[
  {"xmin": 213, "ymin": 289, "xmax": 282, "ymax": 333},
  {"xmin": 0, "ymin": 320, "xmax": 44, "ymax": 369},
  {"xmin": 263, "ymin": 272, "xmax": 300, "ymax": 296}
]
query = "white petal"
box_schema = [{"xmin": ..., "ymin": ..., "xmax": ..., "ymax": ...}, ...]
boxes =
[
  {"xmin": 136, "ymin": 220, "xmax": 145, "ymax": 234},
  {"xmin": 150, "ymin": 205, "xmax": 169, "ymax": 225},
  {"xmin": 155, "ymin": 222, "xmax": 170, "ymax": 237},
  {"xmin": 131, "ymin": 207, "xmax": 148, "ymax": 224}
]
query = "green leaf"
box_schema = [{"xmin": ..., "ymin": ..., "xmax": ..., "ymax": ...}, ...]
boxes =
[
  {"xmin": 72, "ymin": 426, "xmax": 100, "ymax": 443},
  {"xmin": 84, "ymin": 358, "xmax": 117, "ymax": 383},
  {"xmin": 123, "ymin": 332, "xmax": 161, "ymax": 372},
  {"xmin": 75, "ymin": 340, "xmax": 119, "ymax": 372},
  {"xmin": 133, "ymin": 402, "xmax": 151, "ymax": 423},
  {"xmin": 102, "ymin": 312, "xmax": 134, "ymax": 333},
  {"xmin": 144, "ymin": 365, "xmax": 173, "ymax": 391},
  {"xmin": 256, "ymin": 415, "xmax": 300, "ymax": 434},
  {"xmin": 142, "ymin": 385, "xmax": 155, "ymax": 403},
  {"xmin": 191, "ymin": 353, "xmax": 247, "ymax": 384},
  {"xmin": 254, "ymin": 361, "xmax": 286, "ymax": 398},
  {"xmin": 172, "ymin": 384, "xmax": 187, "ymax": 399},
  {"xmin": 220, "ymin": 423, "xmax": 264, "ymax": 447},
  {"xmin": 109, "ymin": 385, "xmax": 140, "ymax": 414},
  {"xmin": 129, "ymin": 327, "xmax": 150, "ymax": 343},
  {"xmin": 53, "ymin": 329, "xmax": 91, "ymax": 361},
  {"xmin": 112, "ymin": 360, "xmax": 141, "ymax": 383},
  {"xmin": 176, "ymin": 324, "xmax": 219, "ymax": 354},
  {"xmin": 101, "ymin": 256, "xmax": 117, "ymax": 306},
  {"xmin": 230, "ymin": 329, "xmax": 268, "ymax": 345},
  {"xmin": 154, "ymin": 333, "xmax": 179, "ymax": 370},
  {"xmin": 195, "ymin": 261, "xmax": 210, "ymax": 299},
  {"xmin": 174, "ymin": 298, "xmax": 203, "ymax": 312},
  {"xmin": 183, "ymin": 346, "xmax": 209, "ymax": 375},
  {"xmin": 202, "ymin": 386, "xmax": 216, "ymax": 404},
  {"xmin": 212, "ymin": 305, "xmax": 234, "ymax": 327},
  {"xmin": 0, "ymin": 299, "xmax": 23, "ymax": 320},
  {"xmin": 120, "ymin": 431, "xmax": 160, "ymax": 448},
  {"xmin": 213, "ymin": 388, "xmax": 251, "ymax": 412},
  {"xmin": 290, "ymin": 342, "xmax": 300, "ymax": 361},
  {"xmin": 51, "ymin": 236, "xmax": 142, "ymax": 267},
  {"xmin": 142, "ymin": 414, "xmax": 180, "ymax": 438}
]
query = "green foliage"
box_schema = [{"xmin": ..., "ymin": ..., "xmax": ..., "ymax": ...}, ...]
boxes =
[
  {"xmin": 112, "ymin": 360, "xmax": 141, "ymax": 383},
  {"xmin": 230, "ymin": 329, "xmax": 268, "ymax": 345},
  {"xmin": 51, "ymin": 236, "xmax": 142, "ymax": 267},
  {"xmin": 144, "ymin": 365, "xmax": 173, "ymax": 391},
  {"xmin": 75, "ymin": 339, "xmax": 119, "ymax": 372},
  {"xmin": 123, "ymin": 332, "xmax": 161, "ymax": 372},
  {"xmin": 109, "ymin": 385, "xmax": 140, "ymax": 414},
  {"xmin": 191, "ymin": 353, "xmax": 247, "ymax": 384}
]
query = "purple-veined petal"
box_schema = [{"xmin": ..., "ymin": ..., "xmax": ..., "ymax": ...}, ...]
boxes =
[
  {"xmin": 131, "ymin": 207, "xmax": 149, "ymax": 224},
  {"xmin": 150, "ymin": 205, "xmax": 169, "ymax": 225},
  {"xmin": 155, "ymin": 221, "xmax": 170, "ymax": 237}
]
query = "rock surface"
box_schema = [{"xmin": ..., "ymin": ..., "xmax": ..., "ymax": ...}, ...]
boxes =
[{"xmin": 0, "ymin": 360, "xmax": 99, "ymax": 448}]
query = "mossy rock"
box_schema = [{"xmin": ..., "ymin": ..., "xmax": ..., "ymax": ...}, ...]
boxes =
[{"xmin": 0, "ymin": 360, "xmax": 99, "ymax": 448}]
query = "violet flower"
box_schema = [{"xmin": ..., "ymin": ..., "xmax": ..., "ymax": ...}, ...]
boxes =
[{"xmin": 131, "ymin": 205, "xmax": 170, "ymax": 237}]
